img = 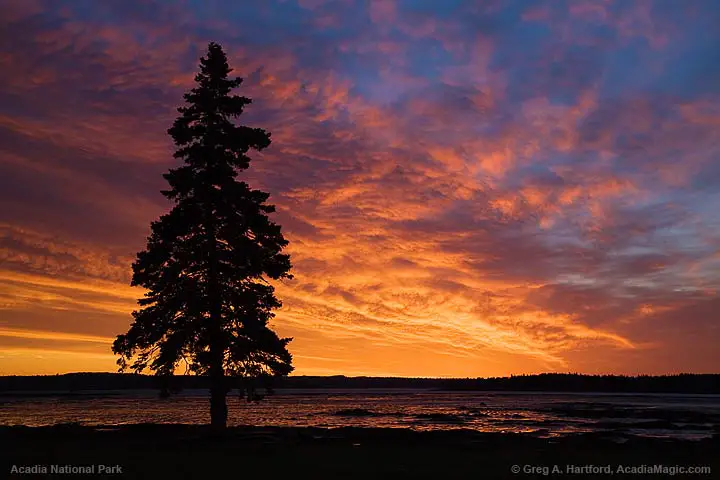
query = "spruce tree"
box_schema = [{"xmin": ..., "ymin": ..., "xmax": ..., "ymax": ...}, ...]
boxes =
[{"xmin": 113, "ymin": 42, "xmax": 293, "ymax": 428}]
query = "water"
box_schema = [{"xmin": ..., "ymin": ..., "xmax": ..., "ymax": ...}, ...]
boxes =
[{"xmin": 2, "ymin": 389, "xmax": 718, "ymax": 440}]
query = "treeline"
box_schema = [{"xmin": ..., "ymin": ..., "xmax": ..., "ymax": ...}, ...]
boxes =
[
  {"xmin": 1, "ymin": 373, "xmax": 719, "ymax": 394},
  {"xmin": 0, "ymin": 374, "xmax": 446, "ymax": 392},
  {"xmin": 439, "ymin": 373, "xmax": 720, "ymax": 394}
]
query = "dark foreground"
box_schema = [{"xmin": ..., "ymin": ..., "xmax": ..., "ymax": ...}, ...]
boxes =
[{"xmin": 2, "ymin": 425, "xmax": 718, "ymax": 479}]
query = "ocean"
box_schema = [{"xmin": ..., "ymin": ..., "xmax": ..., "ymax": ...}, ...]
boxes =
[{"xmin": 2, "ymin": 389, "xmax": 718, "ymax": 440}]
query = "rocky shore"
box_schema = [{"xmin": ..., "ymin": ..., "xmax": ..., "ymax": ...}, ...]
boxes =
[{"xmin": 3, "ymin": 424, "xmax": 718, "ymax": 479}]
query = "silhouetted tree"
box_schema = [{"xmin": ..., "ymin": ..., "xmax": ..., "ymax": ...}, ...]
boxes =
[{"xmin": 113, "ymin": 42, "xmax": 293, "ymax": 428}]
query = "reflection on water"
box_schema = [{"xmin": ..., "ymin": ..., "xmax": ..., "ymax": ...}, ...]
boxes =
[{"xmin": 1, "ymin": 390, "xmax": 718, "ymax": 440}]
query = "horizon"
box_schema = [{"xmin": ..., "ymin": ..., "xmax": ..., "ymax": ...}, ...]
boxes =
[
  {"xmin": 2, "ymin": 371, "xmax": 719, "ymax": 379},
  {"xmin": 2, "ymin": 1, "xmax": 720, "ymax": 377}
]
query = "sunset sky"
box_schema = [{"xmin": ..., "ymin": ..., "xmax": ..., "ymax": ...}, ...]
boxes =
[{"xmin": 1, "ymin": 0, "xmax": 719, "ymax": 377}]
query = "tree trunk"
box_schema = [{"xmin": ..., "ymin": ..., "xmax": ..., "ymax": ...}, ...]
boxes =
[
  {"xmin": 208, "ymin": 293, "xmax": 226, "ymax": 429},
  {"xmin": 210, "ymin": 368, "xmax": 227, "ymax": 429},
  {"xmin": 206, "ymin": 206, "xmax": 226, "ymax": 429}
]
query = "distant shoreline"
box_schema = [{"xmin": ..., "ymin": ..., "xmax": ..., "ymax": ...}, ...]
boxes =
[
  {"xmin": 2, "ymin": 372, "xmax": 719, "ymax": 394},
  {"xmin": 4, "ymin": 388, "xmax": 720, "ymax": 399}
]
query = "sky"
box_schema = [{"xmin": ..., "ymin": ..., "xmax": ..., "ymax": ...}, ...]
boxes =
[{"xmin": 0, "ymin": 0, "xmax": 719, "ymax": 377}]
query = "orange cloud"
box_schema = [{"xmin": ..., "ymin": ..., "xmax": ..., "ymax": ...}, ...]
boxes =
[{"xmin": 0, "ymin": 0, "xmax": 718, "ymax": 377}]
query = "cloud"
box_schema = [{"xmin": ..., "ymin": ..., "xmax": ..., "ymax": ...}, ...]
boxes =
[{"xmin": 0, "ymin": 0, "xmax": 719, "ymax": 375}]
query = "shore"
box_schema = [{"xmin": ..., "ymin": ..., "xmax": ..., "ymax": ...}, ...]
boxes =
[{"xmin": 2, "ymin": 424, "xmax": 718, "ymax": 479}]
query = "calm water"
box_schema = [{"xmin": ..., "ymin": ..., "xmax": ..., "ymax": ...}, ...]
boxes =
[{"xmin": 2, "ymin": 389, "xmax": 719, "ymax": 439}]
